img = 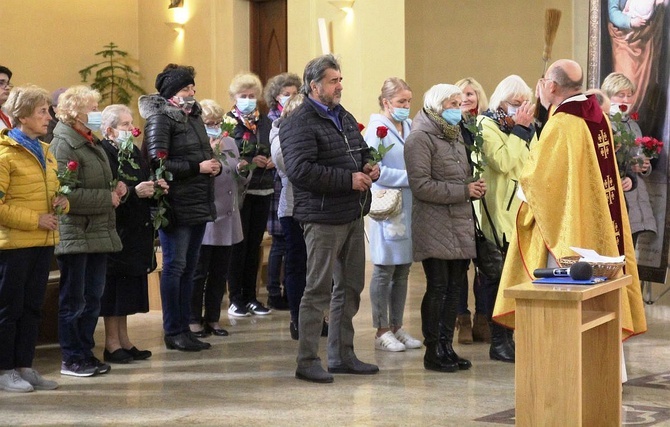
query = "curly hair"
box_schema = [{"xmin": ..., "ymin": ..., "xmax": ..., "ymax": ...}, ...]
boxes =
[
  {"xmin": 55, "ymin": 86, "xmax": 101, "ymax": 126},
  {"xmin": 229, "ymin": 73, "xmax": 263, "ymax": 100},
  {"xmin": 263, "ymin": 73, "xmax": 302, "ymax": 110}
]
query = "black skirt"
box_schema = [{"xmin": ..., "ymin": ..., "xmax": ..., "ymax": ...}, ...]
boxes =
[{"xmin": 99, "ymin": 274, "xmax": 150, "ymax": 317}]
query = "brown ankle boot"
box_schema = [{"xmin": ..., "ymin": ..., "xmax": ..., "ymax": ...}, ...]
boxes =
[
  {"xmin": 472, "ymin": 313, "xmax": 491, "ymax": 343},
  {"xmin": 456, "ymin": 313, "xmax": 473, "ymax": 344}
]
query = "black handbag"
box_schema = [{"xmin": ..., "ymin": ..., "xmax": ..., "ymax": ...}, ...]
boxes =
[{"xmin": 473, "ymin": 197, "xmax": 507, "ymax": 282}]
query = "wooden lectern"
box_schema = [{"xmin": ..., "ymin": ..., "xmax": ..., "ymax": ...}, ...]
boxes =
[{"xmin": 504, "ymin": 275, "xmax": 630, "ymax": 426}]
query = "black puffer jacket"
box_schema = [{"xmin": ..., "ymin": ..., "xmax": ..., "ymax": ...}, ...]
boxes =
[
  {"xmin": 226, "ymin": 112, "xmax": 274, "ymax": 191},
  {"xmin": 279, "ymin": 97, "xmax": 372, "ymax": 225},
  {"xmin": 139, "ymin": 94, "xmax": 216, "ymax": 227}
]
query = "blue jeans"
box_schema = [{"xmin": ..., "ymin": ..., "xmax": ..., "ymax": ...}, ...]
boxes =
[
  {"xmin": 159, "ymin": 224, "xmax": 206, "ymax": 336},
  {"xmin": 57, "ymin": 253, "xmax": 107, "ymax": 363},
  {"xmin": 369, "ymin": 263, "xmax": 411, "ymax": 329},
  {"xmin": 279, "ymin": 216, "xmax": 307, "ymax": 322},
  {"xmin": 0, "ymin": 247, "xmax": 53, "ymax": 369}
]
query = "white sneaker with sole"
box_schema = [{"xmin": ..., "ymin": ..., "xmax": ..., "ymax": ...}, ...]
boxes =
[
  {"xmin": 375, "ymin": 331, "xmax": 406, "ymax": 352},
  {"xmin": 394, "ymin": 328, "xmax": 422, "ymax": 349},
  {"xmin": 19, "ymin": 368, "xmax": 58, "ymax": 390},
  {"xmin": 0, "ymin": 369, "xmax": 34, "ymax": 393}
]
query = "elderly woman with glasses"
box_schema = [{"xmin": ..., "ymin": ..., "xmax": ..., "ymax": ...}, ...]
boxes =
[
  {"xmin": 51, "ymin": 86, "xmax": 125, "ymax": 377},
  {"xmin": 405, "ymin": 83, "xmax": 486, "ymax": 373},
  {"xmin": 0, "ymin": 85, "xmax": 66, "ymax": 392}
]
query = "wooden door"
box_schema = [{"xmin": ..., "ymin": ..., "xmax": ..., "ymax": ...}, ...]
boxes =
[{"xmin": 250, "ymin": 0, "xmax": 287, "ymax": 111}]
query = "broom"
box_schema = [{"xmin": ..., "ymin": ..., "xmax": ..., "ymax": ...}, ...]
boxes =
[
  {"xmin": 542, "ymin": 9, "xmax": 562, "ymax": 75},
  {"xmin": 536, "ymin": 8, "xmax": 562, "ymax": 119}
]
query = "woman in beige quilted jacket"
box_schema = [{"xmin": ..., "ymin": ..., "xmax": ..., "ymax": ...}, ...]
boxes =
[{"xmin": 404, "ymin": 84, "xmax": 486, "ymax": 373}]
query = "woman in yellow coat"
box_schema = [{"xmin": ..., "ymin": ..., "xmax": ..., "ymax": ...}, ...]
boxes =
[
  {"xmin": 0, "ymin": 85, "xmax": 67, "ymax": 392},
  {"xmin": 478, "ymin": 75, "xmax": 537, "ymax": 363}
]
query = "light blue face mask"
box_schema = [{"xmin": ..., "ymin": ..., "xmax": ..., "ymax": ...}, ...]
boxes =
[
  {"xmin": 507, "ymin": 105, "xmax": 519, "ymax": 116},
  {"xmin": 85, "ymin": 111, "xmax": 102, "ymax": 132},
  {"xmin": 236, "ymin": 98, "xmax": 257, "ymax": 114},
  {"xmin": 441, "ymin": 108, "xmax": 461, "ymax": 125},
  {"xmin": 206, "ymin": 126, "xmax": 222, "ymax": 139},
  {"xmin": 278, "ymin": 95, "xmax": 291, "ymax": 108},
  {"xmin": 391, "ymin": 107, "xmax": 410, "ymax": 122}
]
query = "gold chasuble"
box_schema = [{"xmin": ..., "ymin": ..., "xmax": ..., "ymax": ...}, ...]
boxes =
[{"xmin": 492, "ymin": 95, "xmax": 647, "ymax": 340}]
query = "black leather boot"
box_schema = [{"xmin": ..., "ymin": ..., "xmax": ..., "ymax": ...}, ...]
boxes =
[
  {"xmin": 489, "ymin": 322, "xmax": 515, "ymax": 363},
  {"xmin": 505, "ymin": 327, "xmax": 515, "ymax": 350},
  {"xmin": 439, "ymin": 321, "xmax": 472, "ymax": 370},
  {"xmin": 423, "ymin": 343, "xmax": 458, "ymax": 372}
]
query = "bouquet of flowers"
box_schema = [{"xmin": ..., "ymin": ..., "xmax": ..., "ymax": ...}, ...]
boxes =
[
  {"xmin": 610, "ymin": 107, "xmax": 638, "ymax": 178},
  {"xmin": 635, "ymin": 136, "xmax": 663, "ymax": 159},
  {"xmin": 55, "ymin": 160, "xmax": 80, "ymax": 214},
  {"xmin": 462, "ymin": 109, "xmax": 486, "ymax": 179},
  {"xmin": 221, "ymin": 116, "xmax": 237, "ymax": 138}
]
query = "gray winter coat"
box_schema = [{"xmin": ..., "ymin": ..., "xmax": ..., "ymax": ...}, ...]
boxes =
[
  {"xmin": 404, "ymin": 109, "xmax": 476, "ymax": 261},
  {"xmin": 50, "ymin": 122, "xmax": 122, "ymax": 255}
]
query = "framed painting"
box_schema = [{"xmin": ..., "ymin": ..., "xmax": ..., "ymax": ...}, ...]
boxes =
[{"xmin": 588, "ymin": 0, "xmax": 670, "ymax": 283}]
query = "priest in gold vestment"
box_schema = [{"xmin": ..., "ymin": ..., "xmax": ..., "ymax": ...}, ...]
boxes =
[{"xmin": 492, "ymin": 60, "xmax": 647, "ymax": 340}]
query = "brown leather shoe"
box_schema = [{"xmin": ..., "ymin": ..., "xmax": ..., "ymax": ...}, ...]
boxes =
[{"xmin": 456, "ymin": 313, "xmax": 473, "ymax": 344}]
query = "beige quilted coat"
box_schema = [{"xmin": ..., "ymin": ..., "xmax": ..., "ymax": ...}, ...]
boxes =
[{"xmin": 404, "ymin": 109, "xmax": 477, "ymax": 262}]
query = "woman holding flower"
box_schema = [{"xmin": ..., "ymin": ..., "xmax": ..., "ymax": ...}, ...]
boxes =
[
  {"xmin": 454, "ymin": 77, "xmax": 490, "ymax": 345},
  {"xmin": 365, "ymin": 77, "xmax": 421, "ymax": 353},
  {"xmin": 189, "ymin": 99, "xmax": 248, "ymax": 338},
  {"xmin": 98, "ymin": 105, "xmax": 168, "ymax": 363},
  {"xmin": 0, "ymin": 85, "xmax": 65, "ymax": 392},
  {"xmin": 478, "ymin": 75, "xmax": 536, "ymax": 363},
  {"xmin": 225, "ymin": 73, "xmax": 275, "ymax": 317},
  {"xmin": 139, "ymin": 64, "xmax": 220, "ymax": 352},
  {"xmin": 51, "ymin": 86, "xmax": 125, "ymax": 377},
  {"xmin": 405, "ymin": 84, "xmax": 485, "ymax": 372},
  {"xmin": 602, "ymin": 72, "xmax": 657, "ymax": 246}
]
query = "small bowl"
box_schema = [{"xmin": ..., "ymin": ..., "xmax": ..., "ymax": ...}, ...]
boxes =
[{"xmin": 558, "ymin": 256, "xmax": 625, "ymax": 280}]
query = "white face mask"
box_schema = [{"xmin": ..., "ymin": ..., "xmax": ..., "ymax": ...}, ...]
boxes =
[
  {"xmin": 610, "ymin": 103, "xmax": 631, "ymax": 117},
  {"xmin": 278, "ymin": 95, "xmax": 291, "ymax": 108},
  {"xmin": 115, "ymin": 129, "xmax": 132, "ymax": 143},
  {"xmin": 507, "ymin": 105, "xmax": 519, "ymax": 117}
]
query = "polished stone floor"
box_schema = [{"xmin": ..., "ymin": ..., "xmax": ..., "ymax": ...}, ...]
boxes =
[{"xmin": 5, "ymin": 265, "xmax": 670, "ymax": 426}]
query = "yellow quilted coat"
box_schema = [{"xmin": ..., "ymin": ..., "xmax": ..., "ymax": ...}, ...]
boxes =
[{"xmin": 0, "ymin": 129, "xmax": 63, "ymax": 248}]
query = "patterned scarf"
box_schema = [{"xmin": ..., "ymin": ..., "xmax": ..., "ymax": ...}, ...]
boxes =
[
  {"xmin": 8, "ymin": 127, "xmax": 46, "ymax": 169},
  {"xmin": 424, "ymin": 108, "xmax": 461, "ymax": 141},
  {"xmin": 483, "ymin": 107, "xmax": 515, "ymax": 134},
  {"xmin": 232, "ymin": 107, "xmax": 260, "ymax": 134}
]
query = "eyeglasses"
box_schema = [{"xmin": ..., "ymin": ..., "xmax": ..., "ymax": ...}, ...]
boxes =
[{"xmin": 0, "ymin": 80, "xmax": 12, "ymax": 89}]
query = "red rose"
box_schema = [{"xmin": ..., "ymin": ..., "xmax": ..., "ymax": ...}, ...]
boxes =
[
  {"xmin": 469, "ymin": 108, "xmax": 478, "ymax": 117},
  {"xmin": 131, "ymin": 127, "xmax": 142, "ymax": 137},
  {"xmin": 243, "ymin": 131, "xmax": 252, "ymax": 141},
  {"xmin": 376, "ymin": 126, "xmax": 388, "ymax": 139},
  {"xmin": 66, "ymin": 160, "xmax": 78, "ymax": 171},
  {"xmin": 222, "ymin": 131, "xmax": 229, "ymax": 138},
  {"xmin": 619, "ymin": 104, "xmax": 628, "ymax": 112},
  {"xmin": 357, "ymin": 123, "xmax": 365, "ymax": 132},
  {"xmin": 629, "ymin": 112, "xmax": 639, "ymax": 121},
  {"xmin": 156, "ymin": 151, "xmax": 168, "ymax": 160}
]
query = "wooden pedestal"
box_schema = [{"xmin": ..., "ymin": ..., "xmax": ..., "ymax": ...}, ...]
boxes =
[{"xmin": 504, "ymin": 275, "xmax": 629, "ymax": 426}]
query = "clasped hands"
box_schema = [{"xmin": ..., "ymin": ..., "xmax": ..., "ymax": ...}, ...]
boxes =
[{"xmin": 352, "ymin": 163, "xmax": 380, "ymax": 192}]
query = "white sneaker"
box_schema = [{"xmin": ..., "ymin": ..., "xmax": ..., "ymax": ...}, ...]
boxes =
[
  {"xmin": 19, "ymin": 368, "xmax": 58, "ymax": 390},
  {"xmin": 0, "ymin": 370, "xmax": 34, "ymax": 393},
  {"xmin": 375, "ymin": 331, "xmax": 406, "ymax": 352},
  {"xmin": 394, "ymin": 328, "xmax": 422, "ymax": 349}
]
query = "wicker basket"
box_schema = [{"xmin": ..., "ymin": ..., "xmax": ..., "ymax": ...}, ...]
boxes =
[{"xmin": 558, "ymin": 256, "xmax": 625, "ymax": 280}]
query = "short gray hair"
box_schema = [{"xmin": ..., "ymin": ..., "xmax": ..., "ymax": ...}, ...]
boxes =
[
  {"xmin": 488, "ymin": 75, "xmax": 532, "ymax": 111},
  {"xmin": 264, "ymin": 73, "xmax": 302, "ymax": 109},
  {"xmin": 423, "ymin": 84, "xmax": 462, "ymax": 114},
  {"xmin": 301, "ymin": 54, "xmax": 340, "ymax": 96},
  {"xmin": 101, "ymin": 104, "xmax": 132, "ymax": 138}
]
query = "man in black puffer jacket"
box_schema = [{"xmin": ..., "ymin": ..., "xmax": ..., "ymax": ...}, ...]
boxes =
[{"xmin": 280, "ymin": 54, "xmax": 380, "ymax": 383}]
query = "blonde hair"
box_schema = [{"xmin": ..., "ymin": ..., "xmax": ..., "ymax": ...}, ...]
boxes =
[
  {"xmin": 601, "ymin": 72, "xmax": 636, "ymax": 98},
  {"xmin": 55, "ymin": 85, "xmax": 101, "ymax": 126},
  {"xmin": 3, "ymin": 85, "xmax": 50, "ymax": 127},
  {"xmin": 378, "ymin": 77, "xmax": 412, "ymax": 109},
  {"xmin": 455, "ymin": 77, "xmax": 489, "ymax": 113},
  {"xmin": 200, "ymin": 99, "xmax": 225, "ymax": 122},
  {"xmin": 229, "ymin": 73, "xmax": 263, "ymax": 100},
  {"xmin": 280, "ymin": 94, "xmax": 305, "ymax": 118}
]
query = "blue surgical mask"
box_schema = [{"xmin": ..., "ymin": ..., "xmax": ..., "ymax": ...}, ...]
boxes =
[
  {"xmin": 85, "ymin": 111, "xmax": 102, "ymax": 131},
  {"xmin": 206, "ymin": 126, "xmax": 222, "ymax": 139},
  {"xmin": 507, "ymin": 105, "xmax": 519, "ymax": 116},
  {"xmin": 278, "ymin": 95, "xmax": 291, "ymax": 108},
  {"xmin": 236, "ymin": 98, "xmax": 257, "ymax": 114},
  {"xmin": 441, "ymin": 108, "xmax": 461, "ymax": 125},
  {"xmin": 115, "ymin": 130, "xmax": 132, "ymax": 144},
  {"xmin": 391, "ymin": 107, "xmax": 410, "ymax": 122}
]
